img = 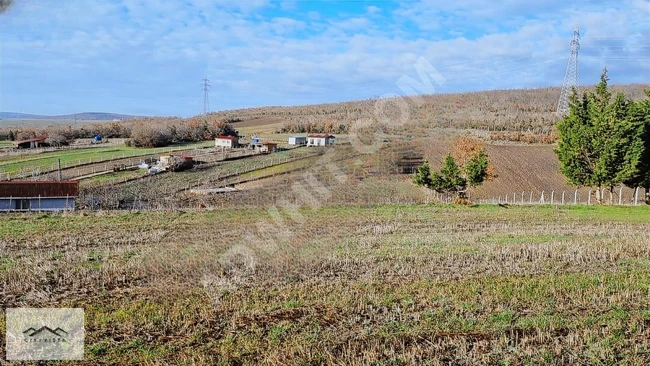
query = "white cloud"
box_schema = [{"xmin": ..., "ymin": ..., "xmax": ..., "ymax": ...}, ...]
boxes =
[
  {"xmin": 0, "ymin": 0, "xmax": 647, "ymax": 116},
  {"xmin": 366, "ymin": 6, "xmax": 381, "ymax": 14}
]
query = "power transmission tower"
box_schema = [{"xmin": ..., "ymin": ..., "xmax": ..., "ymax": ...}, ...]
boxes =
[
  {"xmin": 557, "ymin": 25, "xmax": 580, "ymax": 116},
  {"xmin": 201, "ymin": 76, "xmax": 211, "ymax": 115}
]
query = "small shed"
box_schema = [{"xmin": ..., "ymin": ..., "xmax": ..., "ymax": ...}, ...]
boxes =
[
  {"xmin": 13, "ymin": 135, "xmax": 49, "ymax": 149},
  {"xmin": 288, "ymin": 136, "xmax": 307, "ymax": 145},
  {"xmin": 254, "ymin": 142, "xmax": 278, "ymax": 154},
  {"xmin": 307, "ymin": 134, "xmax": 335, "ymax": 147},
  {"xmin": 215, "ymin": 135, "xmax": 239, "ymax": 149},
  {"xmin": 0, "ymin": 181, "xmax": 78, "ymax": 211}
]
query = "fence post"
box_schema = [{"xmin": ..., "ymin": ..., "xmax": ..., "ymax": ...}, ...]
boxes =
[
  {"xmin": 551, "ymin": 191, "xmax": 554, "ymax": 205},
  {"xmin": 634, "ymin": 187, "xmax": 639, "ymax": 206},
  {"xmin": 529, "ymin": 191, "xmax": 533, "ymax": 204},
  {"xmin": 618, "ymin": 187, "xmax": 623, "ymax": 206},
  {"xmin": 588, "ymin": 190, "xmax": 592, "ymax": 205},
  {"xmin": 561, "ymin": 191, "xmax": 565, "ymax": 205},
  {"xmin": 505, "ymin": 194, "xmax": 508, "ymax": 204},
  {"xmin": 574, "ymin": 190, "xmax": 578, "ymax": 205},
  {"xmin": 540, "ymin": 191, "xmax": 545, "ymax": 204}
]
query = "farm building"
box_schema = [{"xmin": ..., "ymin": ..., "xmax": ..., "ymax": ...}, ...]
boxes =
[
  {"xmin": 215, "ymin": 135, "xmax": 239, "ymax": 148},
  {"xmin": 307, "ymin": 134, "xmax": 335, "ymax": 147},
  {"xmin": 288, "ymin": 136, "xmax": 307, "ymax": 145},
  {"xmin": 253, "ymin": 142, "xmax": 278, "ymax": 154},
  {"xmin": 13, "ymin": 135, "xmax": 49, "ymax": 149},
  {"xmin": 0, "ymin": 181, "xmax": 78, "ymax": 212}
]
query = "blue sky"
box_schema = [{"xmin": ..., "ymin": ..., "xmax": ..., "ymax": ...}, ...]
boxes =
[{"xmin": 0, "ymin": 0, "xmax": 649, "ymax": 117}]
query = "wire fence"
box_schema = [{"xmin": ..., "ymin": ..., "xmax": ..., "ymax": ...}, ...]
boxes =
[
  {"xmin": 473, "ymin": 187, "xmax": 648, "ymax": 206},
  {"xmin": 0, "ymin": 143, "xmax": 214, "ymax": 180}
]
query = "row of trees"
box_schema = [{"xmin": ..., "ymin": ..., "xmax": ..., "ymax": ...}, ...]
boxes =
[
  {"xmin": 556, "ymin": 69, "xmax": 650, "ymax": 204},
  {"xmin": 1, "ymin": 116, "xmax": 237, "ymax": 148},
  {"xmin": 127, "ymin": 118, "xmax": 236, "ymax": 147},
  {"xmin": 413, "ymin": 137, "xmax": 495, "ymax": 203}
]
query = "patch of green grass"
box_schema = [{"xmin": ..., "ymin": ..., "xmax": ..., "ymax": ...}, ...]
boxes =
[
  {"xmin": 559, "ymin": 204, "xmax": 650, "ymax": 223},
  {"xmin": 0, "ymin": 255, "xmax": 16, "ymax": 271},
  {"xmin": 268, "ymin": 324, "xmax": 290, "ymax": 345}
]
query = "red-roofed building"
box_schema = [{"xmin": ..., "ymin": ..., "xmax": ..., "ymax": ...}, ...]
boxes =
[
  {"xmin": 215, "ymin": 135, "xmax": 239, "ymax": 148},
  {"xmin": 0, "ymin": 181, "xmax": 78, "ymax": 211},
  {"xmin": 13, "ymin": 135, "xmax": 49, "ymax": 149},
  {"xmin": 254, "ymin": 141, "xmax": 278, "ymax": 154}
]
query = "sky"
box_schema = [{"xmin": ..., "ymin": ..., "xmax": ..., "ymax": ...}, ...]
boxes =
[{"xmin": 0, "ymin": 0, "xmax": 649, "ymax": 117}]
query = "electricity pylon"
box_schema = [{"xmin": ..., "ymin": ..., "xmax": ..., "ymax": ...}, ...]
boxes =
[
  {"xmin": 557, "ymin": 25, "xmax": 580, "ymax": 116},
  {"xmin": 201, "ymin": 76, "xmax": 211, "ymax": 115}
]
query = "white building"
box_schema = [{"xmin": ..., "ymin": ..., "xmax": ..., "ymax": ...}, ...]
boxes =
[
  {"xmin": 288, "ymin": 136, "xmax": 307, "ymax": 145},
  {"xmin": 215, "ymin": 135, "xmax": 239, "ymax": 148},
  {"xmin": 307, "ymin": 134, "xmax": 335, "ymax": 147}
]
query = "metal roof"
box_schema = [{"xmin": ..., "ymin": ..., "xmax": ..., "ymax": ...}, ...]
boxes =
[
  {"xmin": 215, "ymin": 135, "xmax": 238, "ymax": 140},
  {"xmin": 0, "ymin": 181, "xmax": 79, "ymax": 198},
  {"xmin": 307, "ymin": 134, "xmax": 334, "ymax": 138},
  {"xmin": 14, "ymin": 135, "xmax": 48, "ymax": 144}
]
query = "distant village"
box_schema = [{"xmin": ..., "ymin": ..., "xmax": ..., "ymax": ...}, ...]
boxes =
[{"xmin": 0, "ymin": 133, "xmax": 336, "ymax": 212}]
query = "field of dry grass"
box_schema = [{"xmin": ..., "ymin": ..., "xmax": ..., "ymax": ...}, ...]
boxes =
[{"xmin": 1, "ymin": 204, "xmax": 649, "ymax": 364}]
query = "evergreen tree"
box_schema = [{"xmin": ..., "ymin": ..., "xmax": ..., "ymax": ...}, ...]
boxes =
[
  {"xmin": 556, "ymin": 89, "xmax": 595, "ymax": 188},
  {"xmin": 624, "ymin": 90, "xmax": 650, "ymax": 204},
  {"xmin": 601, "ymin": 93, "xmax": 644, "ymax": 203},
  {"xmin": 414, "ymin": 150, "xmax": 489, "ymax": 201},
  {"xmin": 413, "ymin": 160, "xmax": 433, "ymax": 188},
  {"xmin": 437, "ymin": 154, "xmax": 466, "ymax": 193},
  {"xmin": 464, "ymin": 149, "xmax": 489, "ymax": 187},
  {"xmin": 556, "ymin": 68, "xmax": 645, "ymax": 204}
]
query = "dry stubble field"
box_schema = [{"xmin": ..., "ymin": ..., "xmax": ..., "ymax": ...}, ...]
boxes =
[{"xmin": 1, "ymin": 204, "xmax": 650, "ymax": 365}]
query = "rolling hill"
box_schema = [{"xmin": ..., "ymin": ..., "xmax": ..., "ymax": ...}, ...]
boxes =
[{"xmin": 0, "ymin": 112, "xmax": 140, "ymax": 120}]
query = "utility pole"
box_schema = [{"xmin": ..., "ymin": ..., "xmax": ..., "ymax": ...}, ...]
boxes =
[
  {"xmin": 557, "ymin": 25, "xmax": 580, "ymax": 116},
  {"xmin": 201, "ymin": 76, "xmax": 211, "ymax": 116},
  {"xmin": 57, "ymin": 158, "xmax": 62, "ymax": 181}
]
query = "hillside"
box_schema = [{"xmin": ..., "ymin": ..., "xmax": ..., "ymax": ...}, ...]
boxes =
[
  {"xmin": 0, "ymin": 112, "xmax": 140, "ymax": 120},
  {"xmin": 216, "ymin": 84, "xmax": 649, "ymax": 134}
]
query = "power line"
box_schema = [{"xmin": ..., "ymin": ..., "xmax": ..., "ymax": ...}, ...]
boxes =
[
  {"xmin": 201, "ymin": 76, "xmax": 211, "ymax": 115},
  {"xmin": 557, "ymin": 25, "xmax": 580, "ymax": 116}
]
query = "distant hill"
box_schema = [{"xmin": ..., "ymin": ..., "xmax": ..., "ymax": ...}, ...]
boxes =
[
  {"xmin": 0, "ymin": 112, "xmax": 141, "ymax": 120},
  {"xmin": 207, "ymin": 84, "xmax": 650, "ymax": 134}
]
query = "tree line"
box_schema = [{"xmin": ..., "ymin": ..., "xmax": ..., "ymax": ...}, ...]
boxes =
[
  {"xmin": 413, "ymin": 137, "xmax": 495, "ymax": 204},
  {"xmin": 0, "ymin": 115, "xmax": 237, "ymax": 148},
  {"xmin": 556, "ymin": 68, "xmax": 650, "ymax": 204}
]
